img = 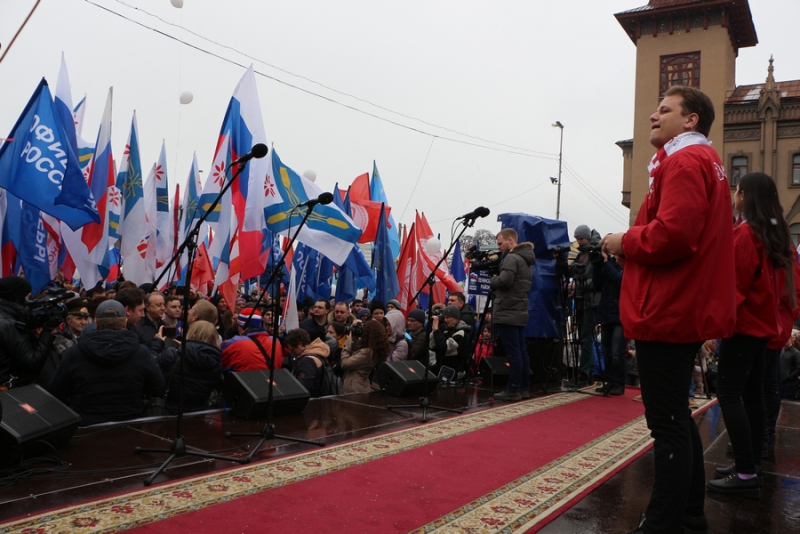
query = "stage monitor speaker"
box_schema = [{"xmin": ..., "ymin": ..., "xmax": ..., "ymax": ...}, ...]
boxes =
[
  {"xmin": 0, "ymin": 384, "xmax": 81, "ymax": 465},
  {"xmin": 373, "ymin": 360, "xmax": 438, "ymax": 397},
  {"xmin": 223, "ymin": 369, "xmax": 310, "ymax": 419},
  {"xmin": 480, "ymin": 357, "xmax": 510, "ymax": 385}
]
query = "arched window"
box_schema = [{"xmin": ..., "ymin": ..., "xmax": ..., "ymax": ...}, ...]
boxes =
[
  {"xmin": 790, "ymin": 223, "xmax": 800, "ymax": 248},
  {"xmin": 792, "ymin": 154, "xmax": 800, "ymax": 186},
  {"xmin": 660, "ymin": 53, "xmax": 701, "ymax": 96},
  {"xmin": 731, "ymin": 156, "xmax": 748, "ymax": 187}
]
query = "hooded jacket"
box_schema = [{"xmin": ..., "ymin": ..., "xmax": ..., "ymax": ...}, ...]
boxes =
[
  {"xmin": 294, "ymin": 337, "xmax": 332, "ymax": 397},
  {"xmin": 385, "ymin": 310, "xmax": 409, "ymax": 362},
  {"xmin": 48, "ymin": 328, "xmax": 165, "ymax": 426},
  {"xmin": 150, "ymin": 338, "xmax": 223, "ymax": 414},
  {"xmin": 490, "ymin": 242, "xmax": 535, "ymax": 326}
]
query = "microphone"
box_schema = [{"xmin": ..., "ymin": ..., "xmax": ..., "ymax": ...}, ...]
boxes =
[
  {"xmin": 230, "ymin": 143, "xmax": 268, "ymax": 166},
  {"xmin": 296, "ymin": 192, "xmax": 334, "ymax": 209},
  {"xmin": 456, "ymin": 206, "xmax": 490, "ymax": 220}
]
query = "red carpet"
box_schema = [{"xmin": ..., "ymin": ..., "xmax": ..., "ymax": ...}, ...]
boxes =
[{"xmin": 129, "ymin": 390, "xmax": 646, "ymax": 533}]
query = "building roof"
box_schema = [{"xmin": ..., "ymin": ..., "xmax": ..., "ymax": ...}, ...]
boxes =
[
  {"xmin": 615, "ymin": 0, "xmax": 757, "ymax": 49},
  {"xmin": 726, "ymin": 80, "xmax": 800, "ymax": 104}
]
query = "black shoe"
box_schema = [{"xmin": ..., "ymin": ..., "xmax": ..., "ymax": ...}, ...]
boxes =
[
  {"xmin": 494, "ymin": 390, "xmax": 521, "ymax": 401},
  {"xmin": 714, "ymin": 463, "xmax": 762, "ymax": 479},
  {"xmin": 520, "ymin": 390, "xmax": 531, "ymax": 399},
  {"xmin": 726, "ymin": 441, "xmax": 734, "ymax": 454},
  {"xmin": 609, "ymin": 385, "xmax": 625, "ymax": 396},
  {"xmin": 707, "ymin": 473, "xmax": 761, "ymax": 499},
  {"xmin": 595, "ymin": 384, "xmax": 610, "ymax": 393},
  {"xmin": 682, "ymin": 515, "xmax": 709, "ymax": 534}
]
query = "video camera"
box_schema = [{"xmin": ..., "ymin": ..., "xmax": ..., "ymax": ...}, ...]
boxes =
[
  {"xmin": 17, "ymin": 287, "xmax": 73, "ymax": 330},
  {"xmin": 465, "ymin": 245, "xmax": 502, "ymax": 276}
]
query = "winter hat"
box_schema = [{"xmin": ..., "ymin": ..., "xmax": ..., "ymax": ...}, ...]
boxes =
[
  {"xmin": 238, "ymin": 307, "xmax": 262, "ymax": 328},
  {"xmin": 387, "ymin": 299, "xmax": 401, "ymax": 310},
  {"xmin": 573, "ymin": 224, "xmax": 592, "ymax": 240},
  {"xmin": 407, "ymin": 308, "xmax": 426, "ymax": 324},
  {"xmin": 357, "ymin": 308, "xmax": 372, "ymax": 320},
  {"xmin": 369, "ymin": 299, "xmax": 386, "ymax": 313},
  {"xmin": 441, "ymin": 305, "xmax": 461, "ymax": 320},
  {"xmin": 0, "ymin": 276, "xmax": 32, "ymax": 303},
  {"xmin": 96, "ymin": 299, "xmax": 126, "ymax": 318}
]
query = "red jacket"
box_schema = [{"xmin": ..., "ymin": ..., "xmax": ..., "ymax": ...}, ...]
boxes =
[
  {"xmin": 733, "ymin": 223, "xmax": 782, "ymax": 339},
  {"xmin": 221, "ymin": 330, "xmax": 283, "ymax": 372},
  {"xmin": 620, "ymin": 135, "xmax": 736, "ymax": 342}
]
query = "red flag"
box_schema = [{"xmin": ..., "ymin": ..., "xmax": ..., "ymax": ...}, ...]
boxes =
[
  {"xmin": 349, "ymin": 173, "xmax": 371, "ymax": 201},
  {"xmin": 191, "ymin": 241, "xmax": 215, "ymax": 294},
  {"xmin": 415, "ymin": 212, "xmax": 462, "ymax": 295},
  {"xmin": 396, "ymin": 222, "xmax": 418, "ymax": 314}
]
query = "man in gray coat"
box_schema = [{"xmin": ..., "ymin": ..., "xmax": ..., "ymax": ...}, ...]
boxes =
[{"xmin": 490, "ymin": 228, "xmax": 535, "ymax": 401}]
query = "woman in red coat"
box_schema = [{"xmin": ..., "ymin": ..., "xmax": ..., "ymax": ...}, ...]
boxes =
[{"xmin": 708, "ymin": 173, "xmax": 797, "ymax": 499}]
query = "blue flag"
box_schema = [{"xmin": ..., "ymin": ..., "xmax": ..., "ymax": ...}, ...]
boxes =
[
  {"xmin": 0, "ymin": 78, "xmax": 99, "ymax": 230},
  {"xmin": 451, "ymin": 239, "xmax": 466, "ymax": 283},
  {"xmin": 332, "ymin": 186, "xmax": 374, "ymax": 302},
  {"xmin": 5, "ymin": 195, "xmax": 52, "ymax": 294},
  {"xmin": 372, "ymin": 203, "xmax": 399, "ymax": 304},
  {"xmin": 370, "ymin": 162, "xmax": 400, "ymax": 259}
]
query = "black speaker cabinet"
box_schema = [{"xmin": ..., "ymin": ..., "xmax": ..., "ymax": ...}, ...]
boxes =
[
  {"xmin": 0, "ymin": 384, "xmax": 80, "ymax": 464},
  {"xmin": 223, "ymin": 369, "xmax": 310, "ymax": 419},
  {"xmin": 373, "ymin": 360, "xmax": 438, "ymax": 397},
  {"xmin": 480, "ymin": 357, "xmax": 511, "ymax": 385}
]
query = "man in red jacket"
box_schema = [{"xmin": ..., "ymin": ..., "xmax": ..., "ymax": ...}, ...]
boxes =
[{"xmin": 602, "ymin": 86, "xmax": 736, "ymax": 534}]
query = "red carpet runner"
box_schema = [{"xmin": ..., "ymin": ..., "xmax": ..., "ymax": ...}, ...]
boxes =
[{"xmin": 2, "ymin": 389, "xmax": 714, "ymax": 533}]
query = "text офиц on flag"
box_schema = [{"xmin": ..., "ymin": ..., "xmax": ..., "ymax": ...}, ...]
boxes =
[{"xmin": 0, "ymin": 78, "xmax": 100, "ymax": 230}]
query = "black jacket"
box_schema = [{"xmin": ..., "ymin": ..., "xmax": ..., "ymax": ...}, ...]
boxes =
[
  {"xmin": 490, "ymin": 242, "xmax": 535, "ymax": 326},
  {"xmin": 48, "ymin": 328, "xmax": 165, "ymax": 426},
  {"xmin": 150, "ymin": 338, "xmax": 223, "ymax": 414},
  {"xmin": 134, "ymin": 314, "xmax": 164, "ymax": 344},
  {"xmin": 592, "ymin": 257, "xmax": 623, "ymax": 325},
  {"xmin": 0, "ymin": 300, "xmax": 56, "ymax": 388}
]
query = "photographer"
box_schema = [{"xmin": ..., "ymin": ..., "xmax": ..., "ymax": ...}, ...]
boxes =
[
  {"xmin": 490, "ymin": 229, "xmax": 535, "ymax": 401},
  {"xmin": 591, "ymin": 250, "xmax": 626, "ymax": 395},
  {"xmin": 429, "ymin": 306, "xmax": 471, "ymax": 373},
  {"xmin": 0, "ymin": 276, "xmax": 59, "ymax": 388},
  {"xmin": 569, "ymin": 224, "xmax": 602, "ymax": 386}
]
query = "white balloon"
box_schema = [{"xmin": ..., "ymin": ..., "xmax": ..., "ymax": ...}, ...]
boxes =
[
  {"xmin": 170, "ymin": 0, "xmax": 184, "ymax": 8},
  {"xmin": 302, "ymin": 170, "xmax": 317, "ymax": 182},
  {"xmin": 179, "ymin": 91, "xmax": 193, "ymax": 104},
  {"xmin": 425, "ymin": 238, "xmax": 441, "ymax": 256}
]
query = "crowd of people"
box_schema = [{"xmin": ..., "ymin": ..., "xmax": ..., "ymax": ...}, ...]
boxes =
[{"xmin": 0, "ymin": 269, "xmax": 506, "ymax": 428}]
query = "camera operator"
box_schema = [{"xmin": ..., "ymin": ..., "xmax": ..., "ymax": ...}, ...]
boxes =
[
  {"xmin": 0, "ymin": 276, "xmax": 60, "ymax": 388},
  {"xmin": 590, "ymin": 249, "xmax": 626, "ymax": 395},
  {"xmin": 490, "ymin": 229, "xmax": 535, "ymax": 401},
  {"xmin": 429, "ymin": 306, "xmax": 471, "ymax": 374},
  {"xmin": 569, "ymin": 224, "xmax": 602, "ymax": 386}
]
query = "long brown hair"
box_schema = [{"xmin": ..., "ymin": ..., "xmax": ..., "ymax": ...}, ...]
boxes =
[
  {"xmin": 357, "ymin": 320, "xmax": 389, "ymax": 364},
  {"xmin": 738, "ymin": 172, "xmax": 796, "ymax": 306}
]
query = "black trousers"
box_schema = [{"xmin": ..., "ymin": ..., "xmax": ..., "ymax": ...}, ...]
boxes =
[
  {"xmin": 636, "ymin": 340, "xmax": 704, "ymax": 534},
  {"xmin": 717, "ymin": 333, "xmax": 769, "ymax": 474},
  {"xmin": 764, "ymin": 348, "xmax": 781, "ymax": 441}
]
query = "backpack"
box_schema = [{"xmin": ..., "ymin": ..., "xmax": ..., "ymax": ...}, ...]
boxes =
[{"xmin": 310, "ymin": 355, "xmax": 340, "ymax": 397}]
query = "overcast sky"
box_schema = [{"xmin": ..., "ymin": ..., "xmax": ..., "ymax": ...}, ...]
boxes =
[{"xmin": 2, "ymin": 0, "xmax": 799, "ymax": 248}]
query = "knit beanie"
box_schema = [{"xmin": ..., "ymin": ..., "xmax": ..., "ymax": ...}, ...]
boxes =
[{"xmin": 573, "ymin": 224, "xmax": 592, "ymax": 240}]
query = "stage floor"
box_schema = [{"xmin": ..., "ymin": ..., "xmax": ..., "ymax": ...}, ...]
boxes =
[{"xmin": 1, "ymin": 383, "xmax": 798, "ymax": 533}]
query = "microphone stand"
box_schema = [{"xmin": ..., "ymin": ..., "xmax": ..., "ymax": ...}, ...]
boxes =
[
  {"xmin": 225, "ymin": 202, "xmax": 325, "ymax": 462},
  {"xmin": 134, "ymin": 154, "xmax": 262, "ymax": 484},
  {"xmin": 385, "ymin": 215, "xmax": 479, "ymax": 422}
]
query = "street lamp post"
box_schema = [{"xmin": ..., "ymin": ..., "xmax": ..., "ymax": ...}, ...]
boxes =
[{"xmin": 552, "ymin": 121, "xmax": 564, "ymax": 220}]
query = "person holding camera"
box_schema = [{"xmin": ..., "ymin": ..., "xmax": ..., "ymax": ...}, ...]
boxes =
[
  {"xmin": 569, "ymin": 224, "xmax": 601, "ymax": 386},
  {"xmin": 340, "ymin": 320, "xmax": 388, "ymax": 394},
  {"xmin": 0, "ymin": 276, "xmax": 59, "ymax": 389},
  {"xmin": 490, "ymin": 228, "xmax": 535, "ymax": 401},
  {"xmin": 429, "ymin": 305, "xmax": 471, "ymax": 373},
  {"xmin": 591, "ymin": 250, "xmax": 625, "ymax": 395}
]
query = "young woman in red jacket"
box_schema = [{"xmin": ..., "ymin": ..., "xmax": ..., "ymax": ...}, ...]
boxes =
[{"xmin": 708, "ymin": 172, "xmax": 797, "ymax": 499}]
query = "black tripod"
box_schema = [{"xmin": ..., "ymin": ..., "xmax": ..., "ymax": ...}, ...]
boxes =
[
  {"xmin": 557, "ymin": 259, "xmax": 602, "ymax": 397},
  {"xmin": 133, "ymin": 145, "xmax": 270, "ymax": 485},
  {"xmin": 386, "ymin": 213, "xmax": 482, "ymax": 421},
  {"xmin": 224, "ymin": 195, "xmax": 325, "ymax": 462}
]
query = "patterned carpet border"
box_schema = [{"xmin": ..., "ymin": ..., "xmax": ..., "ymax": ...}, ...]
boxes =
[
  {"xmin": 0, "ymin": 391, "xmax": 591, "ymax": 534},
  {"xmin": 410, "ymin": 397, "xmax": 717, "ymax": 534}
]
